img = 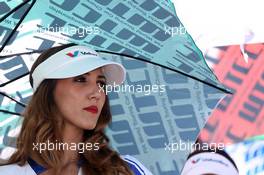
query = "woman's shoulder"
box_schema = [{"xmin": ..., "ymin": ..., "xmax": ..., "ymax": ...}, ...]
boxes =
[
  {"xmin": 0, "ymin": 163, "xmax": 36, "ymax": 175},
  {"xmin": 121, "ymin": 155, "xmax": 153, "ymax": 175}
]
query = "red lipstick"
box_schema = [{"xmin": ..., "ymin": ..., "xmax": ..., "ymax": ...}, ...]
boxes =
[{"xmin": 83, "ymin": 105, "xmax": 98, "ymax": 114}]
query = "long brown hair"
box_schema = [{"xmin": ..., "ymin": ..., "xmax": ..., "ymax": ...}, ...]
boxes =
[{"xmin": 6, "ymin": 44, "xmax": 133, "ymax": 175}]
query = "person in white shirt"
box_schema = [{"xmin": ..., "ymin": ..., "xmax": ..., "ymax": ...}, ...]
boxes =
[
  {"xmin": 0, "ymin": 44, "xmax": 153, "ymax": 175},
  {"xmin": 181, "ymin": 148, "xmax": 239, "ymax": 175}
]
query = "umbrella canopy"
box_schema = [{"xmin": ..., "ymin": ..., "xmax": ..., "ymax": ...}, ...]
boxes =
[
  {"xmin": 0, "ymin": 1, "xmax": 230, "ymax": 174},
  {"xmin": 226, "ymin": 135, "xmax": 264, "ymax": 175},
  {"xmin": 200, "ymin": 43, "xmax": 264, "ymax": 145}
]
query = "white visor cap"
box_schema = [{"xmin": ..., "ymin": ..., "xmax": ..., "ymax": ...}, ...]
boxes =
[
  {"xmin": 181, "ymin": 152, "xmax": 239, "ymax": 175},
  {"xmin": 31, "ymin": 45, "xmax": 126, "ymax": 91}
]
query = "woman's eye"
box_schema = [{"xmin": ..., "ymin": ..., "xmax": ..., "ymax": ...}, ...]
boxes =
[
  {"xmin": 74, "ymin": 76, "xmax": 86, "ymax": 82},
  {"xmin": 97, "ymin": 80, "xmax": 106, "ymax": 87}
]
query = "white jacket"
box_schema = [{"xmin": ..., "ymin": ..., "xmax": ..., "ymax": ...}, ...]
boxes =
[{"xmin": 0, "ymin": 155, "xmax": 153, "ymax": 175}]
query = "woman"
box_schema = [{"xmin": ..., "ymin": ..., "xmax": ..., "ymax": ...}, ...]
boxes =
[{"xmin": 0, "ymin": 44, "xmax": 153, "ymax": 175}]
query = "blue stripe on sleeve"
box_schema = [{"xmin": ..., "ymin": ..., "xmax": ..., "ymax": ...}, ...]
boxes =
[
  {"xmin": 124, "ymin": 157, "xmax": 146, "ymax": 175},
  {"xmin": 27, "ymin": 157, "xmax": 47, "ymax": 174}
]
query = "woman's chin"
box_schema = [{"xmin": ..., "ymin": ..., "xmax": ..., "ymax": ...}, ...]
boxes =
[
  {"xmin": 79, "ymin": 122, "xmax": 97, "ymax": 130},
  {"xmin": 75, "ymin": 117, "xmax": 99, "ymax": 130}
]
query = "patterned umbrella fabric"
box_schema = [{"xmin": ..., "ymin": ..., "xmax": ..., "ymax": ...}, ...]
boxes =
[{"xmin": 200, "ymin": 43, "xmax": 264, "ymax": 145}]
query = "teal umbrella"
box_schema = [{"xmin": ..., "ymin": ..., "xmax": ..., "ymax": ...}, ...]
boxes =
[{"xmin": 0, "ymin": 1, "xmax": 231, "ymax": 174}]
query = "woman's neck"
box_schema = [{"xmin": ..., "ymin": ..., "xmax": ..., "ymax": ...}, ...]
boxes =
[{"xmin": 62, "ymin": 121, "xmax": 84, "ymax": 165}]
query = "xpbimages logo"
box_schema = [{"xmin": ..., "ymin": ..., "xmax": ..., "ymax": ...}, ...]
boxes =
[
  {"xmin": 98, "ymin": 82, "xmax": 166, "ymax": 95},
  {"xmin": 32, "ymin": 140, "xmax": 100, "ymax": 153},
  {"xmin": 66, "ymin": 50, "xmax": 98, "ymax": 58},
  {"xmin": 164, "ymin": 140, "xmax": 227, "ymax": 153}
]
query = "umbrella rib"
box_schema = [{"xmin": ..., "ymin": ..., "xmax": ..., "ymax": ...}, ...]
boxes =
[
  {"xmin": 97, "ymin": 50, "xmax": 233, "ymax": 94},
  {"xmin": 0, "ymin": 49, "xmax": 232, "ymax": 95},
  {"xmin": 0, "ymin": 0, "xmax": 31, "ymax": 23},
  {"xmin": 0, "ymin": 50, "xmax": 44, "ymax": 59},
  {"xmin": 0, "ymin": 72, "xmax": 28, "ymax": 109},
  {"xmin": 0, "ymin": 0, "xmax": 37, "ymax": 54},
  {"xmin": 0, "ymin": 91, "xmax": 27, "ymax": 108},
  {"xmin": 0, "ymin": 109, "xmax": 21, "ymax": 116},
  {"xmin": 0, "ymin": 72, "xmax": 29, "ymax": 88}
]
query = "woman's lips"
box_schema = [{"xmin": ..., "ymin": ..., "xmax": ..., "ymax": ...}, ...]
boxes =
[{"xmin": 83, "ymin": 106, "xmax": 98, "ymax": 114}]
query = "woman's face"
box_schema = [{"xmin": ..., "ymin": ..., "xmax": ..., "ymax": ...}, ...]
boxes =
[{"xmin": 53, "ymin": 68, "xmax": 106, "ymax": 130}]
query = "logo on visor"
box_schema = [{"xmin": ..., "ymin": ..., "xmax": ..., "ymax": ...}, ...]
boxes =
[
  {"xmin": 66, "ymin": 50, "xmax": 98, "ymax": 58},
  {"xmin": 191, "ymin": 158, "xmax": 200, "ymax": 164}
]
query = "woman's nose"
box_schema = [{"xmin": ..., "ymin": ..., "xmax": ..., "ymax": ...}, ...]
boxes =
[{"xmin": 87, "ymin": 82, "xmax": 104, "ymax": 100}]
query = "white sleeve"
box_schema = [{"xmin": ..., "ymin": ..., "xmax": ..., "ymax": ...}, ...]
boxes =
[
  {"xmin": 121, "ymin": 155, "xmax": 153, "ymax": 175},
  {"xmin": 0, "ymin": 163, "xmax": 36, "ymax": 175}
]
